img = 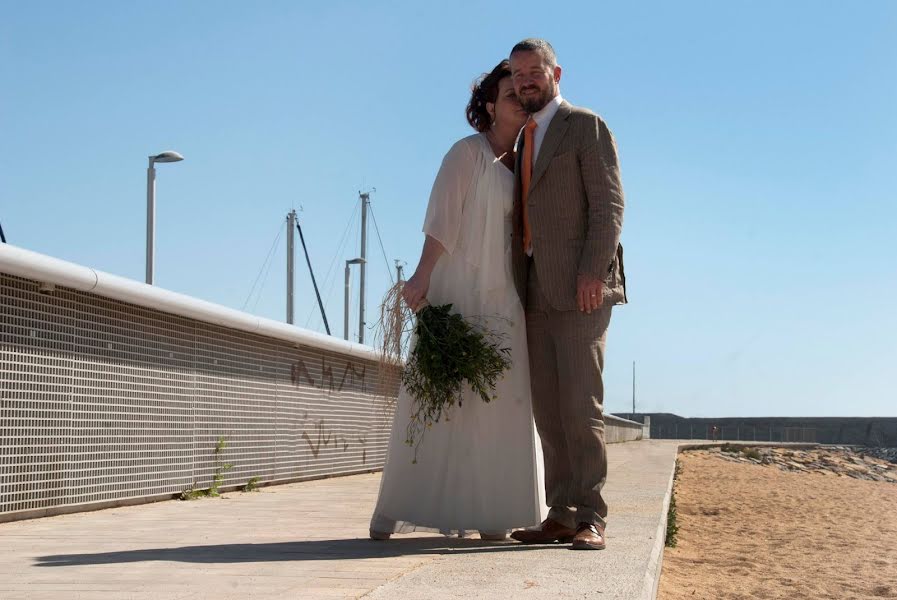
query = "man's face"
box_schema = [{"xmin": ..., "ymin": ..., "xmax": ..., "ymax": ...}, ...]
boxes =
[{"xmin": 510, "ymin": 50, "xmax": 561, "ymax": 113}]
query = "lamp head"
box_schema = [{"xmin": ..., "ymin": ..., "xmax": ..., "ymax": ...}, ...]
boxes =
[{"xmin": 151, "ymin": 151, "xmax": 184, "ymax": 163}]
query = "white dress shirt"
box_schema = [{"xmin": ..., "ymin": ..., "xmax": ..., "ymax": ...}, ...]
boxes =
[{"xmin": 531, "ymin": 93, "xmax": 564, "ymax": 164}]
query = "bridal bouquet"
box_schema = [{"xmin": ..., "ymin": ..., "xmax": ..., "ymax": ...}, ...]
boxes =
[{"xmin": 376, "ymin": 283, "xmax": 512, "ymax": 461}]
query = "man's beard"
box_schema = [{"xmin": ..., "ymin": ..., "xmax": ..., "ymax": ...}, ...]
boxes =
[{"xmin": 520, "ymin": 83, "xmax": 555, "ymax": 113}]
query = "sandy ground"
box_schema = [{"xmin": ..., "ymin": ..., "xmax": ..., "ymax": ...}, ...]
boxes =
[{"xmin": 658, "ymin": 449, "xmax": 897, "ymax": 600}]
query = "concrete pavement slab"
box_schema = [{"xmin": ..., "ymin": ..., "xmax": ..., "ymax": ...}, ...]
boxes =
[{"xmin": 0, "ymin": 440, "xmax": 686, "ymax": 599}]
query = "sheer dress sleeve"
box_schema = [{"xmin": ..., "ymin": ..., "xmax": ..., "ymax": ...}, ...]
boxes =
[{"xmin": 422, "ymin": 138, "xmax": 477, "ymax": 255}]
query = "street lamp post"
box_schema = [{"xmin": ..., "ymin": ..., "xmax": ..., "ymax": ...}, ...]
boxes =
[{"xmin": 146, "ymin": 151, "xmax": 184, "ymax": 285}]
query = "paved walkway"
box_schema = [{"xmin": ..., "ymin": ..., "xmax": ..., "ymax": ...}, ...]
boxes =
[{"xmin": 0, "ymin": 440, "xmax": 683, "ymax": 600}]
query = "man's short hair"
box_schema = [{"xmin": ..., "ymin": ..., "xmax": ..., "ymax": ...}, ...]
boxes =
[{"xmin": 510, "ymin": 38, "xmax": 557, "ymax": 68}]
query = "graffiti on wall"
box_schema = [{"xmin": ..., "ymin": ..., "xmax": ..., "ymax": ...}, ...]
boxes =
[
  {"xmin": 289, "ymin": 355, "xmax": 367, "ymax": 394},
  {"xmin": 288, "ymin": 352, "xmax": 390, "ymax": 467}
]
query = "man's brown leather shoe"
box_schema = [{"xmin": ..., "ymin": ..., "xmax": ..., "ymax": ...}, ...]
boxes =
[
  {"xmin": 510, "ymin": 518, "xmax": 577, "ymax": 544},
  {"xmin": 571, "ymin": 522, "xmax": 606, "ymax": 550}
]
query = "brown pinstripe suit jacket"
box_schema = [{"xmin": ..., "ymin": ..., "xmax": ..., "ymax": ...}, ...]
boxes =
[{"xmin": 512, "ymin": 100, "xmax": 627, "ymax": 311}]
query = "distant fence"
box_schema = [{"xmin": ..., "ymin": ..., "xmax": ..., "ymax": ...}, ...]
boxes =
[{"xmin": 650, "ymin": 423, "xmax": 817, "ymax": 443}]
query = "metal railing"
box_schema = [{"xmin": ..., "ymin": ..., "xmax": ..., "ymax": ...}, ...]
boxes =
[
  {"xmin": 649, "ymin": 423, "xmax": 817, "ymax": 443},
  {"xmin": 1, "ymin": 270, "xmax": 399, "ymax": 521}
]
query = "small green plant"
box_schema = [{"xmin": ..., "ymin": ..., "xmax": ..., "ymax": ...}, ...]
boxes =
[
  {"xmin": 665, "ymin": 493, "xmax": 679, "ymax": 547},
  {"xmin": 207, "ymin": 437, "xmax": 233, "ymax": 497},
  {"xmin": 720, "ymin": 443, "xmax": 740, "ymax": 454},
  {"xmin": 179, "ymin": 436, "xmax": 233, "ymax": 500},
  {"xmin": 666, "ymin": 458, "xmax": 681, "ymax": 547},
  {"xmin": 242, "ymin": 476, "xmax": 261, "ymax": 492}
]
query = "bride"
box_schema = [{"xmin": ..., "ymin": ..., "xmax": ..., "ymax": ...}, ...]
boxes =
[{"xmin": 369, "ymin": 60, "xmax": 546, "ymax": 540}]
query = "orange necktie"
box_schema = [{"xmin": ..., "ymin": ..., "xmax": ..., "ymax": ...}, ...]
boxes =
[{"xmin": 521, "ymin": 119, "xmax": 537, "ymax": 252}]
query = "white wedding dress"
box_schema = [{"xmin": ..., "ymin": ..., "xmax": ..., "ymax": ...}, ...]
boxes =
[{"xmin": 370, "ymin": 133, "xmax": 546, "ymax": 536}]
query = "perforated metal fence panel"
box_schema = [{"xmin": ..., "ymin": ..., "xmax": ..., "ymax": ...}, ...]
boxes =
[{"xmin": 0, "ymin": 273, "xmax": 398, "ymax": 521}]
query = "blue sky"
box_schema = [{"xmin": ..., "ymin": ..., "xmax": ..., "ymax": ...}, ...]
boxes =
[{"xmin": 2, "ymin": 1, "xmax": 895, "ymax": 417}]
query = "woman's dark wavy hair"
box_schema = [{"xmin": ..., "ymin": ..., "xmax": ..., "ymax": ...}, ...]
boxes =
[{"xmin": 465, "ymin": 60, "xmax": 511, "ymax": 133}]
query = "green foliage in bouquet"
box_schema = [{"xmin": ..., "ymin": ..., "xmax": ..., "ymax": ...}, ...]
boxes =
[
  {"xmin": 376, "ymin": 283, "xmax": 512, "ymax": 461},
  {"xmin": 402, "ymin": 303, "xmax": 511, "ymax": 454}
]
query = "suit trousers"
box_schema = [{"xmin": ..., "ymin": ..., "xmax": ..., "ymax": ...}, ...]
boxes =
[{"xmin": 525, "ymin": 260, "xmax": 611, "ymax": 528}]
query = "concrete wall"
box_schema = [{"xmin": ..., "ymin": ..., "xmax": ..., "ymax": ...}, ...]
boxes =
[
  {"xmin": 606, "ymin": 414, "xmax": 644, "ymax": 443},
  {"xmin": 624, "ymin": 413, "xmax": 897, "ymax": 446}
]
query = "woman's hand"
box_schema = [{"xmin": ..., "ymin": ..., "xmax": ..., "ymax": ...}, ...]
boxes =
[
  {"xmin": 402, "ymin": 272, "xmax": 430, "ymax": 312},
  {"xmin": 402, "ymin": 235, "xmax": 445, "ymax": 312}
]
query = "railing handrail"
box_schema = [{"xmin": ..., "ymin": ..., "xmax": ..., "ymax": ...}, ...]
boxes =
[{"xmin": 0, "ymin": 243, "xmax": 381, "ymax": 362}]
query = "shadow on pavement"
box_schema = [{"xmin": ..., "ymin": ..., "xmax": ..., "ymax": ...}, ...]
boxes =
[{"xmin": 36, "ymin": 537, "xmax": 562, "ymax": 567}]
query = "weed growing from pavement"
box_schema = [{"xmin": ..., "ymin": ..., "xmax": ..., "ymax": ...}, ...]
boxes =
[
  {"xmin": 179, "ymin": 437, "xmax": 234, "ymax": 500},
  {"xmin": 666, "ymin": 459, "xmax": 681, "ymax": 547}
]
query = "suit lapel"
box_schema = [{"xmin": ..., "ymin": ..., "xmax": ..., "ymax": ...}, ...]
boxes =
[{"xmin": 529, "ymin": 101, "xmax": 571, "ymax": 193}]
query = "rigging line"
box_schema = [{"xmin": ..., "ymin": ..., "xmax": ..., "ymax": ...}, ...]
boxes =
[
  {"xmin": 296, "ymin": 222, "xmax": 331, "ymax": 335},
  {"xmin": 320, "ymin": 216, "xmax": 355, "ymax": 309},
  {"xmin": 251, "ymin": 230, "xmax": 282, "ymax": 313},
  {"xmin": 304, "ymin": 201, "xmax": 360, "ymax": 327},
  {"xmin": 305, "ymin": 201, "xmax": 358, "ymax": 322},
  {"xmin": 242, "ymin": 221, "xmax": 284, "ymax": 311},
  {"xmin": 368, "ymin": 204, "xmax": 395, "ymax": 285},
  {"xmin": 318, "ymin": 199, "xmax": 360, "ymax": 298},
  {"xmin": 324, "ymin": 199, "xmax": 361, "ymax": 332},
  {"xmin": 307, "ymin": 227, "xmax": 352, "ymax": 330},
  {"xmin": 243, "ymin": 222, "xmax": 284, "ymax": 311}
]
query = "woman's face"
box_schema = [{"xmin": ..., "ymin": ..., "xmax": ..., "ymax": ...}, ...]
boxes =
[{"xmin": 490, "ymin": 76, "xmax": 527, "ymax": 132}]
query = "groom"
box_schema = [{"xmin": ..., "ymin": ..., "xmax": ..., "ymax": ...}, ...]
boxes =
[{"xmin": 508, "ymin": 39, "xmax": 627, "ymax": 550}]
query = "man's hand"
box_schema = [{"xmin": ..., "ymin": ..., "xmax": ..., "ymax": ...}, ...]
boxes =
[
  {"xmin": 576, "ymin": 274, "xmax": 604, "ymax": 314},
  {"xmin": 401, "ymin": 272, "xmax": 430, "ymax": 312}
]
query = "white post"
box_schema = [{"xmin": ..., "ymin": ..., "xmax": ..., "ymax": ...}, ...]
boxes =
[
  {"xmin": 344, "ymin": 261, "xmax": 351, "ymax": 341},
  {"xmin": 286, "ymin": 210, "xmax": 296, "ymax": 324},
  {"xmin": 145, "ymin": 158, "xmax": 156, "ymax": 285},
  {"xmin": 358, "ymin": 192, "xmax": 369, "ymax": 345}
]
